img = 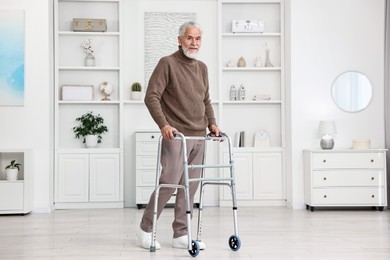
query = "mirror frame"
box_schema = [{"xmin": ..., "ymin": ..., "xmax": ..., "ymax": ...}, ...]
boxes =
[{"xmin": 331, "ymin": 71, "xmax": 373, "ymax": 113}]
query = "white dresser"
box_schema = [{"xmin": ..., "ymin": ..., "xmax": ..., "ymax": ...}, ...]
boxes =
[{"xmin": 304, "ymin": 149, "xmax": 387, "ymax": 211}]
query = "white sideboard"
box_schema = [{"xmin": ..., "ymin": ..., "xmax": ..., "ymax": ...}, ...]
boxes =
[
  {"xmin": 0, "ymin": 149, "xmax": 33, "ymax": 214},
  {"xmin": 304, "ymin": 149, "xmax": 387, "ymax": 211},
  {"xmin": 135, "ymin": 131, "xmax": 202, "ymax": 209}
]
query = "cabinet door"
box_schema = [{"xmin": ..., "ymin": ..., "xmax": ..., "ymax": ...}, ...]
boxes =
[
  {"xmin": 253, "ymin": 153, "xmax": 283, "ymax": 200},
  {"xmin": 89, "ymin": 153, "xmax": 120, "ymax": 202},
  {"xmin": 57, "ymin": 154, "xmax": 89, "ymax": 202},
  {"xmin": 0, "ymin": 182, "xmax": 24, "ymax": 210},
  {"xmin": 223, "ymin": 152, "xmax": 253, "ymax": 200}
]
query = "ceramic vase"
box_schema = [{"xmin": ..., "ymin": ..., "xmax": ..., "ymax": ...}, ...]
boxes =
[{"xmin": 85, "ymin": 53, "xmax": 96, "ymax": 66}]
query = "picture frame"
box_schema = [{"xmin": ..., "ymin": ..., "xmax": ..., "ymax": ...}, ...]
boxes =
[{"xmin": 61, "ymin": 85, "xmax": 94, "ymax": 101}]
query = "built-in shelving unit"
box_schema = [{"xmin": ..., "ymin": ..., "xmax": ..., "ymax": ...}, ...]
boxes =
[
  {"xmin": 54, "ymin": 0, "xmax": 124, "ymax": 209},
  {"xmin": 218, "ymin": 0, "xmax": 285, "ymax": 206}
]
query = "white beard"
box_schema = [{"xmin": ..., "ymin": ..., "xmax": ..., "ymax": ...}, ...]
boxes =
[{"xmin": 182, "ymin": 45, "xmax": 199, "ymax": 59}]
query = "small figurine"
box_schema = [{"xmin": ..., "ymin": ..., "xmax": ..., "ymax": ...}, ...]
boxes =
[
  {"xmin": 254, "ymin": 57, "xmax": 262, "ymax": 67},
  {"xmin": 238, "ymin": 84, "xmax": 245, "ymax": 100},
  {"xmin": 230, "ymin": 85, "xmax": 237, "ymax": 101},
  {"xmin": 226, "ymin": 60, "xmax": 236, "ymax": 67},
  {"xmin": 237, "ymin": 57, "xmax": 246, "ymax": 67}
]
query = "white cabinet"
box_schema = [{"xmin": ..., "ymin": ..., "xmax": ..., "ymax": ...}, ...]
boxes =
[
  {"xmin": 56, "ymin": 151, "xmax": 121, "ymax": 209},
  {"xmin": 135, "ymin": 131, "xmax": 175, "ymax": 209},
  {"xmin": 0, "ymin": 149, "xmax": 33, "ymax": 214},
  {"xmin": 220, "ymin": 149, "xmax": 284, "ymax": 206},
  {"xmin": 135, "ymin": 131, "xmax": 200, "ymax": 209},
  {"xmin": 218, "ymin": 0, "xmax": 285, "ymax": 206},
  {"xmin": 304, "ymin": 149, "xmax": 388, "ymax": 211},
  {"xmin": 54, "ymin": 0, "xmax": 124, "ymax": 208}
]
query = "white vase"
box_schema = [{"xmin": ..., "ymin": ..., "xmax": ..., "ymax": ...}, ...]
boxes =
[
  {"xmin": 6, "ymin": 169, "xmax": 18, "ymax": 181},
  {"xmin": 85, "ymin": 135, "xmax": 98, "ymax": 148},
  {"xmin": 85, "ymin": 53, "xmax": 95, "ymax": 66}
]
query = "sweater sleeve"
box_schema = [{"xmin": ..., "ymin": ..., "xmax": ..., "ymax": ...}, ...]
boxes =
[{"xmin": 144, "ymin": 58, "xmax": 170, "ymax": 129}]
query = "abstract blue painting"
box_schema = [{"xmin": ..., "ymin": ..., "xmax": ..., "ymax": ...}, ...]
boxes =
[{"xmin": 0, "ymin": 10, "xmax": 25, "ymax": 106}]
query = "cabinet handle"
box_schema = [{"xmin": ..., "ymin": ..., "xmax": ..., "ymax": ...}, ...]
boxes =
[
  {"xmin": 323, "ymin": 195, "xmax": 327, "ymax": 198},
  {"xmin": 323, "ymin": 177, "xmax": 327, "ymax": 181},
  {"xmin": 371, "ymin": 159, "xmax": 374, "ymax": 163},
  {"xmin": 371, "ymin": 177, "xmax": 375, "ymax": 180},
  {"xmin": 323, "ymin": 159, "xmax": 326, "ymax": 163},
  {"xmin": 151, "ymin": 135, "xmax": 155, "ymax": 139},
  {"xmin": 372, "ymin": 195, "xmax": 375, "ymax": 198}
]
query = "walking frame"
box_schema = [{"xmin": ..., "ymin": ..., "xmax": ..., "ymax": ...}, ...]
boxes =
[{"xmin": 150, "ymin": 132, "xmax": 241, "ymax": 257}]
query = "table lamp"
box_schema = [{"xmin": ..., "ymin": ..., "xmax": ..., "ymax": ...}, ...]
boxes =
[{"xmin": 318, "ymin": 120, "xmax": 337, "ymax": 149}]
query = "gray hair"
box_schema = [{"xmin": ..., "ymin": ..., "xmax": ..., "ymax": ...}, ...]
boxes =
[{"xmin": 178, "ymin": 21, "xmax": 203, "ymax": 37}]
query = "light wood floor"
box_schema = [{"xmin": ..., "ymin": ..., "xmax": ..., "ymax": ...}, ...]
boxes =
[{"xmin": 0, "ymin": 206, "xmax": 389, "ymax": 259}]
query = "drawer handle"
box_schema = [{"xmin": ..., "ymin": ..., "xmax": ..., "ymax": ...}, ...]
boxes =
[
  {"xmin": 371, "ymin": 177, "xmax": 375, "ymax": 180},
  {"xmin": 151, "ymin": 135, "xmax": 155, "ymax": 139},
  {"xmin": 372, "ymin": 195, "xmax": 375, "ymax": 198},
  {"xmin": 323, "ymin": 195, "xmax": 327, "ymax": 198},
  {"xmin": 323, "ymin": 159, "xmax": 327, "ymax": 163},
  {"xmin": 323, "ymin": 177, "xmax": 327, "ymax": 181},
  {"xmin": 371, "ymin": 159, "xmax": 374, "ymax": 163}
]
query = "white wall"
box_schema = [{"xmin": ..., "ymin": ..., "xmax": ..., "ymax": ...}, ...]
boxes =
[
  {"xmin": 0, "ymin": 0, "xmax": 53, "ymax": 212},
  {"xmin": 288, "ymin": 0, "xmax": 385, "ymax": 208}
]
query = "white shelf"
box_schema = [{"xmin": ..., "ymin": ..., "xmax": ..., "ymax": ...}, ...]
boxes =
[
  {"xmin": 59, "ymin": 31, "xmax": 120, "ymax": 36},
  {"xmin": 57, "ymin": 148, "xmax": 121, "ymax": 153},
  {"xmin": 59, "ymin": 66, "xmax": 120, "ymax": 71},
  {"xmin": 222, "ymin": 67, "xmax": 281, "ymax": 71},
  {"xmin": 222, "ymin": 32, "xmax": 281, "ymax": 37},
  {"xmin": 58, "ymin": 100, "xmax": 120, "ymax": 104},
  {"xmin": 223, "ymin": 100, "xmax": 282, "ymax": 104}
]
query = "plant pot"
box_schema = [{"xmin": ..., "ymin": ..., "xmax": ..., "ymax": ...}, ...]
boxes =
[
  {"xmin": 85, "ymin": 135, "xmax": 98, "ymax": 148},
  {"xmin": 6, "ymin": 169, "xmax": 18, "ymax": 181},
  {"xmin": 131, "ymin": 91, "xmax": 142, "ymax": 100}
]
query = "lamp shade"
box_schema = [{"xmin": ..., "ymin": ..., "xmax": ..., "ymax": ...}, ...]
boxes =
[{"xmin": 318, "ymin": 120, "xmax": 337, "ymax": 137}]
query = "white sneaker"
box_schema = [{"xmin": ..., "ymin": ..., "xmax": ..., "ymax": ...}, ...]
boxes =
[
  {"xmin": 135, "ymin": 226, "xmax": 161, "ymax": 250},
  {"xmin": 172, "ymin": 235, "xmax": 206, "ymax": 250}
]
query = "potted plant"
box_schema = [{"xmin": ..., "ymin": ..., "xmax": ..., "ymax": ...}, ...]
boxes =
[
  {"xmin": 73, "ymin": 111, "xmax": 108, "ymax": 148},
  {"xmin": 130, "ymin": 82, "xmax": 142, "ymax": 100},
  {"xmin": 5, "ymin": 160, "xmax": 21, "ymax": 181}
]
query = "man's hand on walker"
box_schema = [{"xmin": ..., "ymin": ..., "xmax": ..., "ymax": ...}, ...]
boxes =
[
  {"xmin": 209, "ymin": 124, "xmax": 222, "ymax": 138},
  {"xmin": 161, "ymin": 125, "xmax": 178, "ymax": 140}
]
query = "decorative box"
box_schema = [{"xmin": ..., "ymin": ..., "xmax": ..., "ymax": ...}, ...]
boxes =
[
  {"xmin": 72, "ymin": 18, "xmax": 107, "ymax": 32},
  {"xmin": 62, "ymin": 85, "xmax": 94, "ymax": 101},
  {"xmin": 231, "ymin": 19, "xmax": 264, "ymax": 33},
  {"xmin": 352, "ymin": 139, "xmax": 371, "ymax": 149}
]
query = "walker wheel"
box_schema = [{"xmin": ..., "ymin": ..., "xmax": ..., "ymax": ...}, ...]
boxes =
[
  {"xmin": 188, "ymin": 240, "xmax": 200, "ymax": 257},
  {"xmin": 228, "ymin": 235, "xmax": 241, "ymax": 251}
]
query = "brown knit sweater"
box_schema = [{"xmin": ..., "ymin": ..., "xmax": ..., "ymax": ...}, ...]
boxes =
[{"xmin": 144, "ymin": 46, "xmax": 217, "ymax": 136}]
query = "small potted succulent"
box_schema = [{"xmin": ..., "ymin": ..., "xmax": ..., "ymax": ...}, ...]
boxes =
[
  {"xmin": 73, "ymin": 111, "xmax": 108, "ymax": 148},
  {"xmin": 130, "ymin": 82, "xmax": 142, "ymax": 100},
  {"xmin": 5, "ymin": 160, "xmax": 21, "ymax": 181}
]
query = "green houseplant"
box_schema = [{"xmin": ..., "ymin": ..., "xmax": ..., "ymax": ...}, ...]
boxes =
[
  {"xmin": 5, "ymin": 160, "xmax": 21, "ymax": 181},
  {"xmin": 73, "ymin": 111, "xmax": 108, "ymax": 148},
  {"xmin": 131, "ymin": 82, "xmax": 142, "ymax": 100}
]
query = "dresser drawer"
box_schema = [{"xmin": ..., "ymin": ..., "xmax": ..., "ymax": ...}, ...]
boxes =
[
  {"xmin": 312, "ymin": 188, "xmax": 386, "ymax": 205},
  {"xmin": 136, "ymin": 132, "xmax": 160, "ymax": 142},
  {"xmin": 136, "ymin": 169, "xmax": 156, "ymax": 186},
  {"xmin": 312, "ymin": 170, "xmax": 385, "ymax": 187},
  {"xmin": 312, "ymin": 152, "xmax": 384, "ymax": 169},
  {"xmin": 136, "ymin": 155, "xmax": 158, "ymax": 169}
]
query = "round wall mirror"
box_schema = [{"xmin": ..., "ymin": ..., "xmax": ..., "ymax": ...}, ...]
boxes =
[{"xmin": 331, "ymin": 71, "xmax": 372, "ymax": 112}]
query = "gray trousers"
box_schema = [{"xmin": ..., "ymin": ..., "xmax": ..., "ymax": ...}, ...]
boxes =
[{"xmin": 140, "ymin": 138, "xmax": 205, "ymax": 238}]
